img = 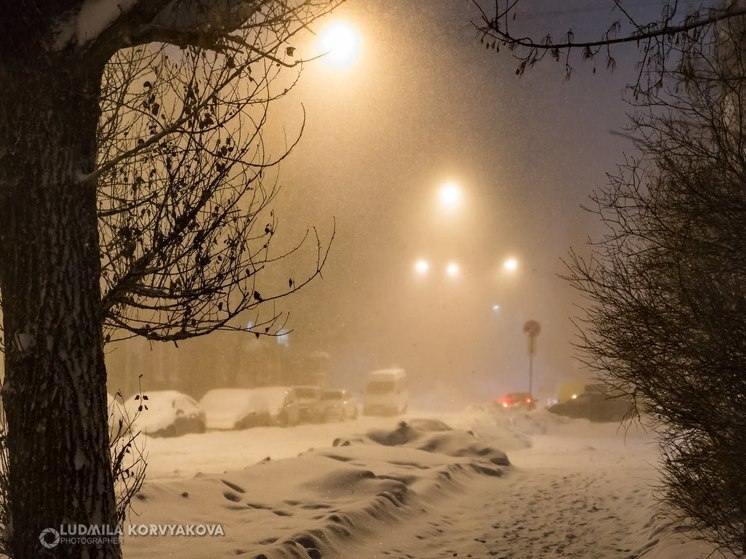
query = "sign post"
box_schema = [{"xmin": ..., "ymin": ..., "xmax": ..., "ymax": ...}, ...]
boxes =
[{"xmin": 522, "ymin": 320, "xmax": 541, "ymax": 395}]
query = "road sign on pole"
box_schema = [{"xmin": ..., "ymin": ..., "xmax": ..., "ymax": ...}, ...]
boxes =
[
  {"xmin": 522, "ymin": 320, "xmax": 541, "ymax": 395},
  {"xmin": 523, "ymin": 320, "xmax": 541, "ymax": 337}
]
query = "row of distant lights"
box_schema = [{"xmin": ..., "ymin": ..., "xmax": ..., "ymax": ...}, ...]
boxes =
[
  {"xmin": 414, "ymin": 260, "xmax": 459, "ymax": 277},
  {"xmin": 414, "ymin": 257, "xmax": 518, "ymax": 277}
]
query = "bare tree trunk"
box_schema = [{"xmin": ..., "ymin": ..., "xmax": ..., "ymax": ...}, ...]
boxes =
[{"xmin": 0, "ymin": 53, "xmax": 120, "ymax": 558}]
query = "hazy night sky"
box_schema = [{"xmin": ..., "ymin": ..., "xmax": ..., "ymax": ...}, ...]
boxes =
[
  {"xmin": 103, "ymin": 1, "xmax": 692, "ymax": 404},
  {"xmin": 256, "ymin": 0, "xmax": 661, "ymax": 404}
]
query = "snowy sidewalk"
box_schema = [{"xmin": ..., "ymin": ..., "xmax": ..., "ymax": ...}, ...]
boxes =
[
  {"xmin": 122, "ymin": 409, "xmax": 725, "ymax": 559},
  {"xmin": 340, "ymin": 414, "xmax": 662, "ymax": 559}
]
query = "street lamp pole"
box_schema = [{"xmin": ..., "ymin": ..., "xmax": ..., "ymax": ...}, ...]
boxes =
[{"xmin": 528, "ymin": 337, "xmax": 534, "ymax": 394}]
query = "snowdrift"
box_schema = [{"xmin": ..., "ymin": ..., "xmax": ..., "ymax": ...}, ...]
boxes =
[
  {"xmin": 122, "ymin": 419, "xmax": 510, "ymax": 558},
  {"xmin": 119, "ymin": 406, "xmax": 729, "ymax": 559}
]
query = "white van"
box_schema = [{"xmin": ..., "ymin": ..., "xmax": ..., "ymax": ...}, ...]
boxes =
[{"xmin": 363, "ymin": 368, "xmax": 408, "ymax": 415}]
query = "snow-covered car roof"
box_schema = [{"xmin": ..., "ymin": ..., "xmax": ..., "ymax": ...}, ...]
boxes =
[
  {"xmin": 125, "ymin": 390, "xmax": 201, "ymax": 435},
  {"xmin": 250, "ymin": 387, "xmax": 292, "ymax": 415},
  {"xmin": 200, "ymin": 387, "xmax": 293, "ymax": 429},
  {"xmin": 200, "ymin": 388, "xmax": 260, "ymax": 430}
]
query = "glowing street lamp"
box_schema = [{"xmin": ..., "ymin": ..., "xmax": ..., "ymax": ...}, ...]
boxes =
[
  {"xmin": 414, "ymin": 259, "xmax": 430, "ymax": 275},
  {"xmin": 318, "ymin": 21, "xmax": 361, "ymax": 69},
  {"xmin": 438, "ymin": 182, "xmax": 462, "ymax": 211},
  {"xmin": 503, "ymin": 257, "xmax": 518, "ymax": 273},
  {"xmin": 446, "ymin": 262, "xmax": 460, "ymax": 278}
]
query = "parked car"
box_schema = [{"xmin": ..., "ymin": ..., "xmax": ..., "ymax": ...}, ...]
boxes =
[
  {"xmin": 320, "ymin": 389, "xmax": 358, "ymax": 421},
  {"xmin": 549, "ymin": 391, "xmax": 631, "ymax": 422},
  {"xmin": 363, "ymin": 368, "xmax": 408, "ymax": 415},
  {"xmin": 200, "ymin": 387, "xmax": 304, "ymax": 429},
  {"xmin": 286, "ymin": 386, "xmax": 323, "ymax": 423},
  {"xmin": 125, "ymin": 390, "xmax": 206, "ymax": 437},
  {"xmin": 557, "ymin": 381, "xmax": 587, "ymax": 403},
  {"xmin": 497, "ymin": 392, "xmax": 537, "ymax": 411},
  {"xmin": 200, "ymin": 388, "xmax": 266, "ymax": 430},
  {"xmin": 255, "ymin": 386, "xmax": 303, "ymax": 426}
]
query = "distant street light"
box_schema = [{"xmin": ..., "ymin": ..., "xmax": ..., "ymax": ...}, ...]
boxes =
[
  {"xmin": 438, "ymin": 182, "xmax": 462, "ymax": 211},
  {"xmin": 414, "ymin": 259, "xmax": 430, "ymax": 275},
  {"xmin": 446, "ymin": 262, "xmax": 460, "ymax": 277},
  {"xmin": 503, "ymin": 257, "xmax": 518, "ymax": 273},
  {"xmin": 318, "ymin": 21, "xmax": 361, "ymax": 69}
]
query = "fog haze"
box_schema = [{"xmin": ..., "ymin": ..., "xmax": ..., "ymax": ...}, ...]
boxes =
[
  {"xmin": 105, "ymin": 0, "xmax": 648, "ymax": 406},
  {"xmin": 271, "ymin": 0, "xmax": 635, "ymax": 403}
]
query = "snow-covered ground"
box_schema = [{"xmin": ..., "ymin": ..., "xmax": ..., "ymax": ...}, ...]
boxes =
[{"xmin": 122, "ymin": 405, "xmax": 728, "ymax": 558}]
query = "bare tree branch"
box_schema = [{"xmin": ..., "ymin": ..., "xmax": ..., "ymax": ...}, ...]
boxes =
[{"xmin": 473, "ymin": 0, "xmax": 746, "ymax": 91}]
